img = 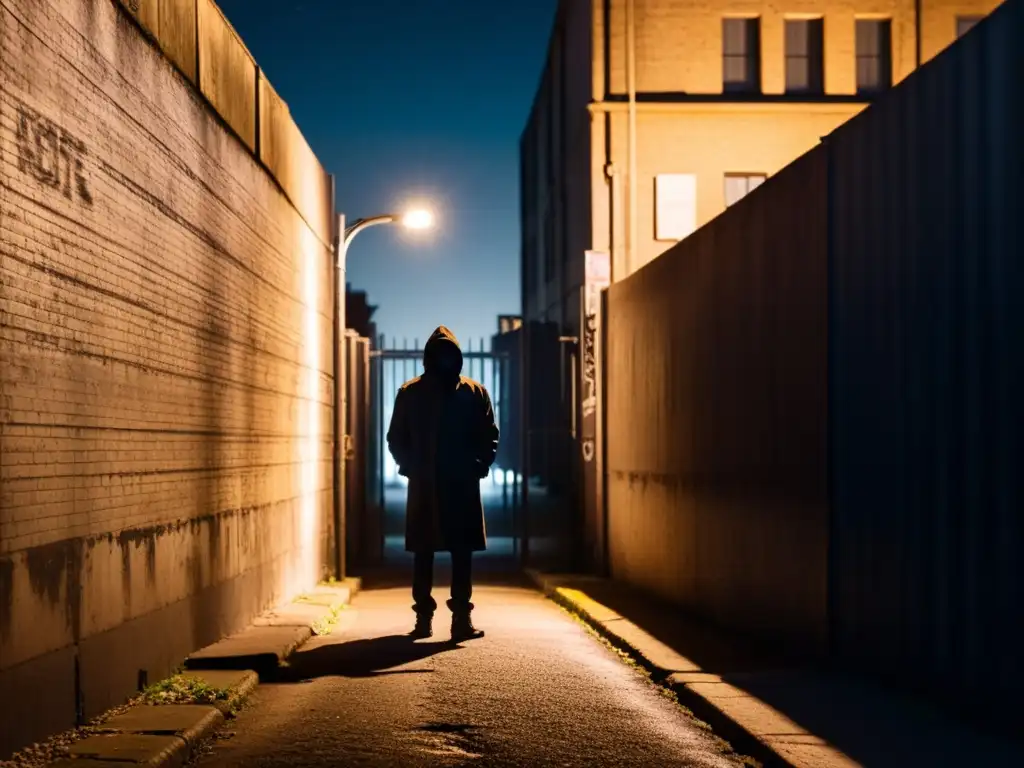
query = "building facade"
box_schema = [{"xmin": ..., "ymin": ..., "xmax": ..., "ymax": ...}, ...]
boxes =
[
  {"xmin": 520, "ymin": 0, "xmax": 1004, "ymax": 331},
  {"xmin": 519, "ymin": 0, "xmax": 1003, "ymax": 568}
]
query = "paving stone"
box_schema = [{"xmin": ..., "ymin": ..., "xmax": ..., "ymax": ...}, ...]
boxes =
[
  {"xmin": 67, "ymin": 734, "xmax": 186, "ymax": 766},
  {"xmin": 253, "ymin": 601, "xmax": 334, "ymax": 628},
  {"xmin": 185, "ymin": 625, "xmax": 310, "ymax": 671},
  {"xmin": 103, "ymin": 704, "xmax": 223, "ymax": 744}
]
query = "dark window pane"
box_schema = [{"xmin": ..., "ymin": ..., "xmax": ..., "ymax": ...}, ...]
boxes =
[
  {"xmin": 786, "ymin": 59, "xmax": 809, "ymax": 90},
  {"xmin": 855, "ymin": 19, "xmax": 878, "ymax": 56},
  {"xmin": 785, "ymin": 19, "xmax": 823, "ymax": 93},
  {"xmin": 856, "ymin": 19, "xmax": 891, "ymax": 92},
  {"xmin": 786, "ymin": 20, "xmax": 808, "ymax": 55},
  {"xmin": 723, "ymin": 18, "xmax": 760, "ymax": 92},
  {"xmin": 723, "ymin": 18, "xmax": 747, "ymax": 55}
]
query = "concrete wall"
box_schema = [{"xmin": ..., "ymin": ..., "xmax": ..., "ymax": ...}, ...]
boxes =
[
  {"xmin": 198, "ymin": 0, "xmax": 256, "ymax": 151},
  {"xmin": 604, "ymin": 151, "xmax": 830, "ymax": 651},
  {"xmin": 0, "ymin": 0, "xmax": 334, "ymax": 756}
]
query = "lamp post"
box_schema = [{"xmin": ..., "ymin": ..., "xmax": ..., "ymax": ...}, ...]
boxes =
[{"xmin": 331, "ymin": 208, "xmax": 434, "ymax": 579}]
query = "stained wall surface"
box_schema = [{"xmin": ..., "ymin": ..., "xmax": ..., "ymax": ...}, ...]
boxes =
[{"xmin": 0, "ymin": 0, "xmax": 334, "ymax": 755}]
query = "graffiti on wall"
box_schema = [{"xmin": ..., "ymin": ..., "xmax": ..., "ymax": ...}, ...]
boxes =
[
  {"xmin": 580, "ymin": 251, "xmax": 610, "ymax": 426},
  {"xmin": 581, "ymin": 438, "xmax": 595, "ymax": 463},
  {"xmin": 15, "ymin": 101, "xmax": 94, "ymax": 206},
  {"xmin": 581, "ymin": 309, "xmax": 598, "ymax": 420}
]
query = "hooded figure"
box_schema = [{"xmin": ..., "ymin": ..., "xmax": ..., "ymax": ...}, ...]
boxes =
[{"xmin": 386, "ymin": 326, "xmax": 499, "ymax": 640}]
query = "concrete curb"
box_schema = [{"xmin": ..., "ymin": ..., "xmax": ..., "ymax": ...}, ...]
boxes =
[
  {"xmin": 184, "ymin": 577, "xmax": 361, "ymax": 678},
  {"xmin": 41, "ymin": 578, "xmax": 360, "ymax": 768},
  {"xmin": 527, "ymin": 569, "xmax": 831, "ymax": 768},
  {"xmin": 46, "ymin": 674, "xmax": 251, "ymax": 768}
]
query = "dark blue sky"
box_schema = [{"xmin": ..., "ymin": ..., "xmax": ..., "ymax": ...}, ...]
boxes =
[{"xmin": 215, "ymin": 0, "xmax": 557, "ymax": 350}]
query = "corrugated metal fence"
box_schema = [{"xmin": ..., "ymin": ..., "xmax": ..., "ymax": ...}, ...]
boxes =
[
  {"xmin": 827, "ymin": 0, "xmax": 1023, "ymax": 711},
  {"xmin": 603, "ymin": 0, "xmax": 1023, "ymax": 714}
]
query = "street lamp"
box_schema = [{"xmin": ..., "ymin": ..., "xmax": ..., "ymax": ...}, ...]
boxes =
[
  {"xmin": 331, "ymin": 208, "xmax": 435, "ymax": 578},
  {"xmin": 340, "ymin": 208, "xmax": 435, "ymax": 258}
]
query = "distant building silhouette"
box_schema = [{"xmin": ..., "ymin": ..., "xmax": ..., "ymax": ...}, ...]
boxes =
[{"xmin": 345, "ymin": 283, "xmax": 377, "ymax": 344}]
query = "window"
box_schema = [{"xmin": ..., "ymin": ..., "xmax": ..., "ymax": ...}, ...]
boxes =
[
  {"xmin": 655, "ymin": 174, "xmax": 697, "ymax": 241},
  {"xmin": 724, "ymin": 174, "xmax": 766, "ymax": 207},
  {"xmin": 856, "ymin": 19, "xmax": 892, "ymax": 94},
  {"xmin": 785, "ymin": 18, "xmax": 824, "ymax": 94},
  {"xmin": 956, "ymin": 15, "xmax": 983, "ymax": 37},
  {"xmin": 723, "ymin": 18, "xmax": 761, "ymax": 93}
]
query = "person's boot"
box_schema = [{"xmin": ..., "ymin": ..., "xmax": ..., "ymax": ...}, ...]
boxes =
[
  {"xmin": 450, "ymin": 612, "xmax": 484, "ymax": 641},
  {"xmin": 410, "ymin": 613, "xmax": 433, "ymax": 639}
]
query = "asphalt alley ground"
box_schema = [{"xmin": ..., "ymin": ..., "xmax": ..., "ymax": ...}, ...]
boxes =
[{"xmin": 195, "ymin": 570, "xmax": 747, "ymax": 768}]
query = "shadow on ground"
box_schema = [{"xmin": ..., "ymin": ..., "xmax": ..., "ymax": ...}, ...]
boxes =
[
  {"xmin": 553, "ymin": 576, "xmax": 1023, "ymax": 767},
  {"xmin": 280, "ymin": 634, "xmax": 463, "ymax": 681}
]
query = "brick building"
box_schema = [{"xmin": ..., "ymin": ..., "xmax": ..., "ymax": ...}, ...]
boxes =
[{"xmin": 520, "ymin": 0, "xmax": 1004, "ymax": 330}]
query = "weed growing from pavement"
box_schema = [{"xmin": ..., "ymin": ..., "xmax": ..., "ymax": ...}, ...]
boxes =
[
  {"xmin": 0, "ymin": 669, "xmax": 254, "ymax": 768},
  {"xmin": 555, "ymin": 600, "xmax": 762, "ymax": 768},
  {"xmin": 140, "ymin": 673, "xmax": 233, "ymax": 706},
  {"xmin": 311, "ymin": 603, "xmax": 349, "ymax": 636}
]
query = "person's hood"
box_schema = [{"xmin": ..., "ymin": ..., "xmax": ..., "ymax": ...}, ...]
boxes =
[{"xmin": 422, "ymin": 325, "xmax": 463, "ymax": 376}]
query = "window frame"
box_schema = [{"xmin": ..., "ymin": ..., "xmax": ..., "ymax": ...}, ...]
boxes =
[
  {"xmin": 855, "ymin": 18, "xmax": 893, "ymax": 95},
  {"xmin": 723, "ymin": 172, "xmax": 767, "ymax": 207},
  {"xmin": 722, "ymin": 17, "xmax": 762, "ymax": 94},
  {"xmin": 956, "ymin": 15, "xmax": 984, "ymax": 38},
  {"xmin": 784, "ymin": 17, "xmax": 825, "ymax": 95}
]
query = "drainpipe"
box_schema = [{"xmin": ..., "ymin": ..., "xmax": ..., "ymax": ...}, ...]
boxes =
[
  {"xmin": 625, "ymin": 0, "xmax": 637, "ymax": 277},
  {"xmin": 914, "ymin": 0, "xmax": 922, "ymax": 68},
  {"xmin": 605, "ymin": 162, "xmax": 621, "ymax": 281}
]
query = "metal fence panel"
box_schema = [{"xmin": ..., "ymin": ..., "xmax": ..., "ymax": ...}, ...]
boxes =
[
  {"xmin": 827, "ymin": 0, "xmax": 1023, "ymax": 712},
  {"xmin": 604, "ymin": 149, "xmax": 831, "ymax": 652}
]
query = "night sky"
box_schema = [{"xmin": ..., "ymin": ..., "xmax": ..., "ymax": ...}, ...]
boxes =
[{"xmin": 215, "ymin": 0, "xmax": 558, "ymax": 350}]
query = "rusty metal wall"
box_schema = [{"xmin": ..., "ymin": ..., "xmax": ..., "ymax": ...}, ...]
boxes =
[
  {"xmin": 604, "ymin": 149, "xmax": 831, "ymax": 652},
  {"xmin": 826, "ymin": 0, "xmax": 1023, "ymax": 711}
]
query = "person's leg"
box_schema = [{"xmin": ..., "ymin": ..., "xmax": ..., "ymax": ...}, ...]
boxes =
[
  {"xmin": 447, "ymin": 549, "xmax": 473, "ymax": 614},
  {"xmin": 448, "ymin": 549, "xmax": 483, "ymax": 639},
  {"xmin": 411, "ymin": 550, "xmax": 436, "ymax": 637}
]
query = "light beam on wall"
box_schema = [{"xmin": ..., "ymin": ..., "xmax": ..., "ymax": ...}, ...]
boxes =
[{"xmin": 298, "ymin": 225, "xmax": 321, "ymax": 592}]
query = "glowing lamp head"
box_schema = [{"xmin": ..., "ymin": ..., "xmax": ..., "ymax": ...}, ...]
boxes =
[{"xmin": 401, "ymin": 209, "xmax": 434, "ymax": 230}]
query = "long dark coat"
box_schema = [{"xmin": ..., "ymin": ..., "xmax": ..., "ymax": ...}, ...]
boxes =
[{"xmin": 386, "ymin": 326, "xmax": 499, "ymax": 553}]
